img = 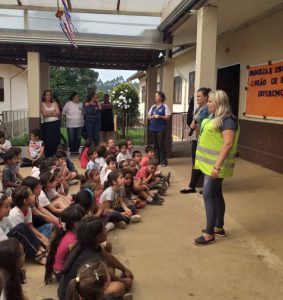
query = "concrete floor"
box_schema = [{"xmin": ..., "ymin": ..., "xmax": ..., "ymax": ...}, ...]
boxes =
[{"xmin": 22, "ymin": 156, "xmax": 283, "ymax": 300}]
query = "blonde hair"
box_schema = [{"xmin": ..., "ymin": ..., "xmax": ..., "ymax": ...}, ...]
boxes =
[{"xmin": 209, "ymin": 90, "xmax": 233, "ymax": 129}]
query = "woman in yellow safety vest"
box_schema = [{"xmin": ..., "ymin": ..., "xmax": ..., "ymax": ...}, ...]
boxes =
[{"xmin": 194, "ymin": 90, "xmax": 240, "ymax": 246}]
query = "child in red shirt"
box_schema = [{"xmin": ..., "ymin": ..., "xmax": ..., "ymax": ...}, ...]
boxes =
[
  {"xmin": 140, "ymin": 145, "xmax": 155, "ymax": 168},
  {"xmin": 80, "ymin": 139, "xmax": 93, "ymax": 169}
]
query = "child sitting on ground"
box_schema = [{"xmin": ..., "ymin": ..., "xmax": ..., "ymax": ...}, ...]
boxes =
[
  {"xmin": 66, "ymin": 260, "xmax": 110, "ymax": 300},
  {"xmin": 40, "ymin": 171, "xmax": 71, "ymax": 214},
  {"xmin": 86, "ymin": 147, "xmax": 100, "ymax": 171},
  {"xmin": 2, "ymin": 150, "xmax": 20, "ymax": 192},
  {"xmin": 56, "ymin": 151, "xmax": 78, "ymax": 185},
  {"xmin": 101, "ymin": 156, "xmax": 117, "ymax": 185},
  {"xmin": 132, "ymin": 150, "xmax": 142, "ymax": 171},
  {"xmin": 45, "ymin": 204, "xmax": 85, "ymax": 284},
  {"xmin": 0, "ymin": 131, "xmax": 11, "ymax": 164},
  {"xmin": 80, "ymin": 138, "xmax": 93, "ymax": 169},
  {"xmin": 140, "ymin": 145, "xmax": 155, "ymax": 168},
  {"xmin": 95, "ymin": 144, "xmax": 107, "ymax": 170},
  {"xmin": 126, "ymin": 138, "xmax": 134, "ymax": 157},
  {"xmin": 10, "ymin": 146, "xmax": 24, "ymax": 182},
  {"xmin": 123, "ymin": 169, "xmax": 146, "ymax": 209},
  {"xmin": 107, "ymin": 138, "xmax": 118, "ymax": 156},
  {"xmin": 116, "ymin": 142, "xmax": 131, "ymax": 163},
  {"xmin": 58, "ymin": 216, "xmax": 134, "ymax": 300},
  {"xmin": 9, "ymin": 186, "xmax": 50, "ymax": 247},
  {"xmin": 22, "ymin": 129, "xmax": 44, "ymax": 167},
  {"xmin": 97, "ymin": 170, "xmax": 136, "ymax": 229}
]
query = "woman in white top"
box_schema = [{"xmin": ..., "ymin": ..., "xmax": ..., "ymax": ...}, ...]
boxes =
[
  {"xmin": 40, "ymin": 90, "xmax": 61, "ymax": 157},
  {"xmin": 62, "ymin": 92, "xmax": 84, "ymax": 154}
]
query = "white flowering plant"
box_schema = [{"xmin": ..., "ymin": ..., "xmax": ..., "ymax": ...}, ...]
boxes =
[{"xmin": 110, "ymin": 82, "xmax": 139, "ymax": 115}]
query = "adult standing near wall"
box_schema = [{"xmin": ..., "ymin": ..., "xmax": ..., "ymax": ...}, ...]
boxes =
[
  {"xmin": 62, "ymin": 92, "xmax": 84, "ymax": 154},
  {"xmin": 180, "ymin": 88, "xmax": 211, "ymax": 194},
  {"xmin": 194, "ymin": 90, "xmax": 240, "ymax": 246},
  {"xmin": 84, "ymin": 92, "xmax": 101, "ymax": 146},
  {"xmin": 148, "ymin": 91, "xmax": 171, "ymax": 167},
  {"xmin": 100, "ymin": 93, "xmax": 114, "ymax": 143},
  {"xmin": 40, "ymin": 90, "xmax": 61, "ymax": 157}
]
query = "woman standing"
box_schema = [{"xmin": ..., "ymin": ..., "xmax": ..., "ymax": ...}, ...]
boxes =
[
  {"xmin": 180, "ymin": 87, "xmax": 210, "ymax": 194},
  {"xmin": 194, "ymin": 90, "xmax": 240, "ymax": 246},
  {"xmin": 100, "ymin": 94, "xmax": 114, "ymax": 143},
  {"xmin": 148, "ymin": 91, "xmax": 171, "ymax": 167},
  {"xmin": 84, "ymin": 92, "xmax": 101, "ymax": 146},
  {"xmin": 41, "ymin": 90, "xmax": 61, "ymax": 157},
  {"xmin": 62, "ymin": 92, "xmax": 84, "ymax": 154}
]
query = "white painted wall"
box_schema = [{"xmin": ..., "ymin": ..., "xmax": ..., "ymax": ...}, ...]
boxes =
[
  {"xmin": 0, "ymin": 64, "xmax": 28, "ymax": 112},
  {"xmin": 173, "ymin": 50, "xmax": 196, "ymax": 113},
  {"xmin": 171, "ymin": 8, "xmax": 283, "ymax": 124}
]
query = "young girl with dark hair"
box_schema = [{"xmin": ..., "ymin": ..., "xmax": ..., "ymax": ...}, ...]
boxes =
[
  {"xmin": 9, "ymin": 186, "xmax": 50, "ymax": 247},
  {"xmin": 123, "ymin": 170, "xmax": 146, "ymax": 209},
  {"xmin": 40, "ymin": 171, "xmax": 70, "ymax": 214},
  {"xmin": 97, "ymin": 171, "xmax": 137, "ymax": 229},
  {"xmin": 74, "ymin": 190, "xmax": 97, "ymax": 216},
  {"xmin": 45, "ymin": 204, "xmax": 85, "ymax": 284},
  {"xmin": 58, "ymin": 216, "xmax": 133, "ymax": 300},
  {"xmin": 22, "ymin": 176, "xmax": 58, "ymax": 231},
  {"xmin": 0, "ymin": 194, "xmax": 47, "ymax": 265},
  {"xmin": 66, "ymin": 260, "xmax": 110, "ymax": 300},
  {"xmin": 0, "ymin": 239, "xmax": 26, "ymax": 300}
]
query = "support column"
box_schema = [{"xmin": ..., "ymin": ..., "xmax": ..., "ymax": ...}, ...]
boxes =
[
  {"xmin": 40, "ymin": 62, "xmax": 50, "ymax": 94},
  {"xmin": 27, "ymin": 52, "xmax": 41, "ymax": 131},
  {"xmin": 195, "ymin": 5, "xmax": 218, "ymax": 91},
  {"xmin": 145, "ymin": 67, "xmax": 157, "ymax": 144},
  {"xmin": 162, "ymin": 58, "xmax": 174, "ymax": 158}
]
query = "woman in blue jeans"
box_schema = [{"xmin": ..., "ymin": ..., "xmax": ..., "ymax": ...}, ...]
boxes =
[
  {"xmin": 62, "ymin": 92, "xmax": 84, "ymax": 153},
  {"xmin": 194, "ymin": 90, "xmax": 240, "ymax": 246},
  {"xmin": 84, "ymin": 92, "xmax": 101, "ymax": 146}
]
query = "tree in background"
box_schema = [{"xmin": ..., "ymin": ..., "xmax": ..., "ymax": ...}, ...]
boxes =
[
  {"xmin": 110, "ymin": 82, "xmax": 139, "ymax": 138},
  {"xmin": 96, "ymin": 76, "xmax": 124, "ymax": 93},
  {"xmin": 50, "ymin": 67, "xmax": 99, "ymax": 104}
]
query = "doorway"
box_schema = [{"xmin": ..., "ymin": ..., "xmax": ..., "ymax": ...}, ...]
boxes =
[{"xmin": 217, "ymin": 64, "xmax": 240, "ymax": 116}]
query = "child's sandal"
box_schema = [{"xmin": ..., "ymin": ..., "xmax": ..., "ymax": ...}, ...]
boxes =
[{"xmin": 34, "ymin": 250, "xmax": 47, "ymax": 265}]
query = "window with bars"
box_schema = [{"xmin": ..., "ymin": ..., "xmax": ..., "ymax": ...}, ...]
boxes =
[{"xmin": 173, "ymin": 76, "xmax": 182, "ymax": 104}]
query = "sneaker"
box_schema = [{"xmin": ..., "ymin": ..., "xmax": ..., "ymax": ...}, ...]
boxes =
[
  {"xmin": 202, "ymin": 228, "xmax": 226, "ymax": 237},
  {"xmin": 130, "ymin": 215, "xmax": 141, "ymax": 223},
  {"xmin": 194, "ymin": 235, "xmax": 215, "ymax": 246},
  {"xmin": 147, "ymin": 198, "xmax": 163, "ymax": 206},
  {"xmin": 123, "ymin": 293, "xmax": 134, "ymax": 300},
  {"xmin": 68, "ymin": 179, "xmax": 79, "ymax": 186},
  {"xmin": 116, "ymin": 221, "xmax": 127, "ymax": 229},
  {"xmin": 153, "ymin": 195, "xmax": 164, "ymax": 202},
  {"xmin": 105, "ymin": 222, "xmax": 115, "ymax": 232}
]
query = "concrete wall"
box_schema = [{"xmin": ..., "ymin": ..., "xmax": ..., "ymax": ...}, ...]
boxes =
[
  {"xmin": 173, "ymin": 50, "xmax": 196, "ymax": 113},
  {"xmin": 0, "ymin": 64, "xmax": 28, "ymax": 112}
]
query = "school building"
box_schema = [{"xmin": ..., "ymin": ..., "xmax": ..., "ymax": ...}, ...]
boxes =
[{"xmin": 0, "ymin": 0, "xmax": 282, "ymax": 172}]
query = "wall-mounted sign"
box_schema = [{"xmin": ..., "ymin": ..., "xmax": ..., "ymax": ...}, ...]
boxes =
[{"xmin": 246, "ymin": 61, "xmax": 283, "ymax": 118}]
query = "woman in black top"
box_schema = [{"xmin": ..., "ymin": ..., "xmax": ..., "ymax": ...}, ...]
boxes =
[{"xmin": 100, "ymin": 94, "xmax": 114, "ymax": 143}]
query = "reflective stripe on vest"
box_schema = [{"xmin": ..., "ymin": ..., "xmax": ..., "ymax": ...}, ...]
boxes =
[{"xmin": 194, "ymin": 118, "xmax": 240, "ymax": 178}]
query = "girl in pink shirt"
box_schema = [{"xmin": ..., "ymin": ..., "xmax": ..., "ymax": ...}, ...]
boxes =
[{"xmin": 44, "ymin": 204, "xmax": 85, "ymax": 284}]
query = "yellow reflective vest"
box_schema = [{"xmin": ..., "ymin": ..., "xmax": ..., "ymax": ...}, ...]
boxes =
[{"xmin": 195, "ymin": 117, "xmax": 240, "ymax": 178}]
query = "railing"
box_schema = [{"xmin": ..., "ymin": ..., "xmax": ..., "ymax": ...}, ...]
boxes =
[
  {"xmin": 114, "ymin": 113, "xmax": 146, "ymax": 145},
  {"xmin": 172, "ymin": 112, "xmax": 190, "ymax": 141},
  {"xmin": 0, "ymin": 110, "xmax": 29, "ymax": 139}
]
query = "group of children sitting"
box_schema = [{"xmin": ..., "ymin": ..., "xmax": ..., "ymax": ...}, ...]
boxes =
[{"xmin": 0, "ymin": 130, "xmax": 170, "ymax": 300}]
